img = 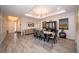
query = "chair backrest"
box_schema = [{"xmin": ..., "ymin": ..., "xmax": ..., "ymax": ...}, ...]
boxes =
[
  {"xmin": 36, "ymin": 30, "xmax": 40, "ymax": 36},
  {"xmin": 40, "ymin": 31, "xmax": 45, "ymax": 37},
  {"xmin": 54, "ymin": 30, "xmax": 58, "ymax": 39}
]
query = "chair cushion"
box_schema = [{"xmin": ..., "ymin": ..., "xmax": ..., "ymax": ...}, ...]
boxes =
[{"xmin": 50, "ymin": 36, "xmax": 54, "ymax": 38}]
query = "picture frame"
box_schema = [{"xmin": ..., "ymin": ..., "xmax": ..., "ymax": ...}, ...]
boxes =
[
  {"xmin": 28, "ymin": 23, "xmax": 34, "ymax": 27},
  {"xmin": 59, "ymin": 18, "xmax": 68, "ymax": 30}
]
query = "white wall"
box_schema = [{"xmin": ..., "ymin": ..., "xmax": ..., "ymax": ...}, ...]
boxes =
[
  {"xmin": 77, "ymin": 8, "xmax": 79, "ymax": 52},
  {"xmin": 77, "ymin": 34, "xmax": 79, "ymax": 52},
  {"xmin": 39, "ymin": 12, "xmax": 76, "ymax": 40},
  {"xmin": 20, "ymin": 17, "xmax": 39, "ymax": 31},
  {"xmin": 0, "ymin": 14, "xmax": 8, "ymax": 44}
]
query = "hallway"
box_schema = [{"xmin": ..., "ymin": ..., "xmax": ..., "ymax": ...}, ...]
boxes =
[{"xmin": 0, "ymin": 33, "xmax": 77, "ymax": 53}]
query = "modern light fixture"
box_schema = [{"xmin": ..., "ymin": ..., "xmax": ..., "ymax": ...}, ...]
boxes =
[
  {"xmin": 32, "ymin": 6, "xmax": 49, "ymax": 17},
  {"xmin": 8, "ymin": 16, "xmax": 18, "ymax": 21}
]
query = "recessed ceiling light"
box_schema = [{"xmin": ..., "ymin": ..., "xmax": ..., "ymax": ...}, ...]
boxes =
[
  {"xmin": 57, "ymin": 7, "xmax": 61, "ymax": 10},
  {"xmin": 8, "ymin": 16, "xmax": 18, "ymax": 21}
]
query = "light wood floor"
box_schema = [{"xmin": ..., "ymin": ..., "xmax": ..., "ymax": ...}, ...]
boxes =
[{"xmin": 0, "ymin": 33, "xmax": 77, "ymax": 53}]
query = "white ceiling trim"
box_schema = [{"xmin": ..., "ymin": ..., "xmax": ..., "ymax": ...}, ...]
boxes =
[{"xmin": 25, "ymin": 9, "xmax": 66, "ymax": 19}]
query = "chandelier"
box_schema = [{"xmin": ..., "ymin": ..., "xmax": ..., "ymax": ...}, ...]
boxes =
[{"xmin": 32, "ymin": 6, "xmax": 49, "ymax": 17}]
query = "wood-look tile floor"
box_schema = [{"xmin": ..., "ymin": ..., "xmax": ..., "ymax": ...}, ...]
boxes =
[{"xmin": 0, "ymin": 33, "xmax": 77, "ymax": 53}]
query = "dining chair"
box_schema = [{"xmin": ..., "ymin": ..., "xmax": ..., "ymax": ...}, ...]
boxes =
[
  {"xmin": 33, "ymin": 29, "xmax": 37, "ymax": 37},
  {"xmin": 40, "ymin": 31, "xmax": 46, "ymax": 41},
  {"xmin": 49, "ymin": 30, "xmax": 58, "ymax": 44},
  {"xmin": 36, "ymin": 30, "xmax": 41, "ymax": 39}
]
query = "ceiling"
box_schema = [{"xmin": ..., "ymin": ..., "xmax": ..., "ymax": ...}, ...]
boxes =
[{"xmin": 0, "ymin": 5, "xmax": 76, "ymax": 19}]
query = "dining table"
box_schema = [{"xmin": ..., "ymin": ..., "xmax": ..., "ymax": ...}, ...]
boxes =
[{"xmin": 43, "ymin": 31, "xmax": 55, "ymax": 41}]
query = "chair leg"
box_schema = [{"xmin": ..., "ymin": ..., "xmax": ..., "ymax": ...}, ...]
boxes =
[
  {"xmin": 38, "ymin": 36, "xmax": 40, "ymax": 40},
  {"xmin": 55, "ymin": 39, "xmax": 57, "ymax": 43},
  {"xmin": 47, "ymin": 39, "xmax": 49, "ymax": 42},
  {"xmin": 44, "ymin": 38, "xmax": 46, "ymax": 41},
  {"xmin": 40, "ymin": 37, "xmax": 42, "ymax": 40},
  {"xmin": 53, "ymin": 38, "xmax": 57, "ymax": 44}
]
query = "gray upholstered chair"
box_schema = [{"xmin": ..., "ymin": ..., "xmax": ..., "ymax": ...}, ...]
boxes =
[
  {"xmin": 40, "ymin": 31, "xmax": 46, "ymax": 41},
  {"xmin": 36, "ymin": 30, "xmax": 41, "ymax": 39}
]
